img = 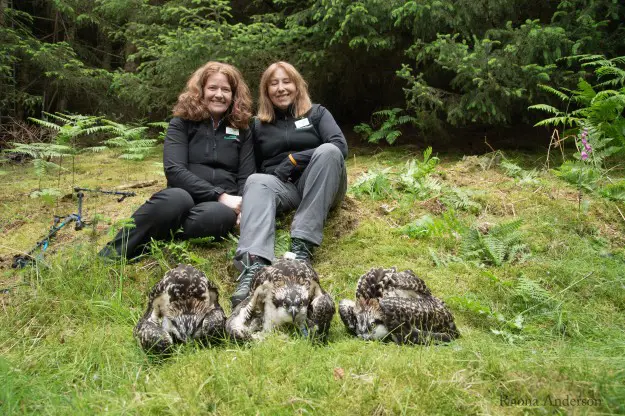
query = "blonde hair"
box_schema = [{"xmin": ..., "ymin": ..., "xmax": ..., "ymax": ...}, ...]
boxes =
[
  {"xmin": 257, "ymin": 61, "xmax": 312, "ymax": 123},
  {"xmin": 172, "ymin": 61, "xmax": 252, "ymax": 129}
]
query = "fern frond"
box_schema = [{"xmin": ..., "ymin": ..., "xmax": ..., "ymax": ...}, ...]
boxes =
[
  {"xmin": 527, "ymin": 104, "xmax": 561, "ymax": 115},
  {"xmin": 533, "ymin": 116, "xmax": 580, "ymax": 127},
  {"xmin": 536, "ymin": 84, "xmax": 570, "ymax": 101},
  {"xmin": 28, "ymin": 118, "xmax": 62, "ymax": 131},
  {"xmin": 483, "ymin": 235, "xmax": 506, "ymax": 266},
  {"xmin": 147, "ymin": 121, "xmax": 169, "ymax": 129},
  {"xmin": 82, "ymin": 146, "xmax": 108, "ymax": 153},
  {"xmin": 42, "ymin": 111, "xmax": 72, "ymax": 123}
]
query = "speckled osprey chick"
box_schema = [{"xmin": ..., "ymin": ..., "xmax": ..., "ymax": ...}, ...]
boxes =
[
  {"xmin": 226, "ymin": 258, "xmax": 335, "ymax": 343},
  {"xmin": 339, "ymin": 267, "xmax": 459, "ymax": 344},
  {"xmin": 134, "ymin": 264, "xmax": 226, "ymax": 354}
]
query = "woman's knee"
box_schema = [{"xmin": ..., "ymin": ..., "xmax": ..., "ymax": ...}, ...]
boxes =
[
  {"xmin": 150, "ymin": 188, "xmax": 195, "ymax": 217},
  {"xmin": 183, "ymin": 202, "xmax": 237, "ymax": 239},
  {"xmin": 244, "ymin": 173, "xmax": 277, "ymax": 193},
  {"xmin": 313, "ymin": 143, "xmax": 343, "ymax": 163}
]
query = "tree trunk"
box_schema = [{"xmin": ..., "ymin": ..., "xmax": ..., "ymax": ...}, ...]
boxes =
[
  {"xmin": 123, "ymin": 42, "xmax": 138, "ymax": 73},
  {"xmin": 100, "ymin": 30, "xmax": 112, "ymax": 70},
  {"xmin": 0, "ymin": 0, "xmax": 8, "ymax": 26}
]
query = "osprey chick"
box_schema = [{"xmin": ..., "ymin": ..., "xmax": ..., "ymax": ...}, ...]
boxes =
[
  {"xmin": 339, "ymin": 267, "xmax": 459, "ymax": 344},
  {"xmin": 134, "ymin": 264, "xmax": 226, "ymax": 354},
  {"xmin": 226, "ymin": 257, "xmax": 335, "ymax": 343}
]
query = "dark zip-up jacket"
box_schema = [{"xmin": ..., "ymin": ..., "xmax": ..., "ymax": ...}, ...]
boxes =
[
  {"xmin": 253, "ymin": 104, "xmax": 348, "ymax": 174},
  {"xmin": 164, "ymin": 117, "xmax": 255, "ymax": 202}
]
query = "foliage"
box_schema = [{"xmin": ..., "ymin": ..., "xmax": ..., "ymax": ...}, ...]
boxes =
[
  {"xmin": 349, "ymin": 167, "xmax": 394, "ymax": 200},
  {"xmin": 599, "ymin": 180, "xmax": 625, "ymax": 203},
  {"xmin": 439, "ymin": 186, "xmax": 483, "ymax": 213},
  {"xmin": 351, "ymin": 147, "xmax": 482, "ymax": 212},
  {"xmin": 530, "ymin": 54, "xmax": 625, "ymax": 161},
  {"xmin": 148, "ymin": 236, "xmax": 211, "ymax": 270},
  {"xmin": 2, "ymin": 146, "xmax": 625, "ymax": 414},
  {"xmin": 2, "ymin": 0, "xmax": 625, "ymax": 134},
  {"xmin": 400, "ymin": 210, "xmax": 462, "ymax": 239},
  {"xmin": 397, "ymin": 147, "xmax": 439, "ymax": 189},
  {"xmin": 5, "ymin": 142, "xmax": 73, "ymax": 189},
  {"xmin": 459, "ymin": 219, "xmax": 529, "ymax": 266},
  {"xmin": 354, "ymin": 108, "xmax": 419, "ymax": 144},
  {"xmin": 100, "ymin": 120, "xmax": 156, "ymax": 161},
  {"xmin": 554, "ymin": 161, "xmax": 602, "ymax": 192}
]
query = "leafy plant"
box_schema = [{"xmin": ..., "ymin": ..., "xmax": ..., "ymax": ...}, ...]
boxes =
[
  {"xmin": 459, "ymin": 219, "xmax": 529, "ymax": 266},
  {"xmin": 5, "ymin": 142, "xmax": 72, "ymax": 190},
  {"xmin": 29, "ymin": 188, "xmax": 62, "ymax": 206},
  {"xmin": 529, "ymin": 54, "xmax": 625, "ymax": 162},
  {"xmin": 396, "ymin": 147, "xmax": 448, "ymax": 200},
  {"xmin": 148, "ymin": 236, "xmax": 209, "ymax": 270},
  {"xmin": 354, "ymin": 108, "xmax": 419, "ymax": 144},
  {"xmin": 349, "ymin": 167, "xmax": 394, "ymax": 200},
  {"xmin": 513, "ymin": 275, "xmax": 553, "ymax": 308},
  {"xmin": 400, "ymin": 210, "xmax": 462, "ymax": 240},
  {"xmin": 599, "ymin": 180, "xmax": 625, "ymax": 203},
  {"xmin": 554, "ymin": 160, "xmax": 602, "ymax": 192},
  {"xmin": 100, "ymin": 120, "xmax": 156, "ymax": 161},
  {"xmin": 398, "ymin": 147, "xmax": 439, "ymax": 187},
  {"xmin": 439, "ymin": 186, "xmax": 482, "ymax": 213},
  {"xmin": 499, "ymin": 159, "xmax": 539, "ymax": 185}
]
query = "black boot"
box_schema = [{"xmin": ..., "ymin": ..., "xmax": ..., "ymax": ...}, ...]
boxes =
[
  {"xmin": 290, "ymin": 238, "xmax": 316, "ymax": 263},
  {"xmin": 231, "ymin": 253, "xmax": 269, "ymax": 308}
]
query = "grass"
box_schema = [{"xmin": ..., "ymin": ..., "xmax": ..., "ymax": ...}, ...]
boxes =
[{"xmin": 1, "ymin": 145, "xmax": 624, "ymax": 415}]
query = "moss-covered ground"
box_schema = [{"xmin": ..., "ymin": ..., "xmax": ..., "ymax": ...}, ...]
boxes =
[{"xmin": 1, "ymin": 145, "xmax": 623, "ymax": 415}]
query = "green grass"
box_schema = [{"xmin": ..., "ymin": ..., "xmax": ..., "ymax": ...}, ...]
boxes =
[{"xmin": 1, "ymin": 146, "xmax": 624, "ymax": 415}]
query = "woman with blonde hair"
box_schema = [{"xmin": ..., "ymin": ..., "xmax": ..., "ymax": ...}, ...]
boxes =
[
  {"xmin": 231, "ymin": 61, "xmax": 348, "ymax": 307},
  {"xmin": 100, "ymin": 61, "xmax": 255, "ymax": 260}
]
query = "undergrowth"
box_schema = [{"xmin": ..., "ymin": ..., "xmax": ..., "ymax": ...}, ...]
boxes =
[{"xmin": 1, "ymin": 147, "xmax": 624, "ymax": 414}]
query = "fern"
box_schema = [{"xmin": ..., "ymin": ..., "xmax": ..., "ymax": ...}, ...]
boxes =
[
  {"xmin": 554, "ymin": 161, "xmax": 602, "ymax": 192},
  {"xmin": 514, "ymin": 276, "xmax": 552, "ymax": 306},
  {"xmin": 459, "ymin": 220, "xmax": 528, "ymax": 266},
  {"xmin": 397, "ymin": 147, "xmax": 442, "ymax": 199},
  {"xmin": 439, "ymin": 186, "xmax": 482, "ymax": 213},
  {"xmin": 599, "ymin": 180, "xmax": 625, "ymax": 202},
  {"xmin": 349, "ymin": 168, "xmax": 394, "ymax": 200},
  {"xmin": 354, "ymin": 107, "xmax": 418, "ymax": 145},
  {"xmin": 530, "ymin": 54, "xmax": 625, "ymax": 163}
]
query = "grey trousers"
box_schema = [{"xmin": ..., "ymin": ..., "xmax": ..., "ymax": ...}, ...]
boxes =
[{"xmin": 236, "ymin": 143, "xmax": 347, "ymax": 262}]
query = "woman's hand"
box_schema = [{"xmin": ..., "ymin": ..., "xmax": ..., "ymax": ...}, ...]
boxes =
[{"xmin": 218, "ymin": 193, "xmax": 242, "ymax": 214}]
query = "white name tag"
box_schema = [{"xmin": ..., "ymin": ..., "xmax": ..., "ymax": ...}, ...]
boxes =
[
  {"xmin": 295, "ymin": 118, "xmax": 310, "ymax": 129},
  {"xmin": 226, "ymin": 127, "xmax": 239, "ymax": 136}
]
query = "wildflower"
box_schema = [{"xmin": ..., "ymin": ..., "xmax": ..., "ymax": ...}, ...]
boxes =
[{"xmin": 579, "ymin": 128, "xmax": 592, "ymax": 156}]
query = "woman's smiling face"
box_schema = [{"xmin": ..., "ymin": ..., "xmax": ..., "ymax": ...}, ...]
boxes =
[
  {"xmin": 203, "ymin": 72, "xmax": 232, "ymax": 119},
  {"xmin": 268, "ymin": 67, "xmax": 297, "ymax": 110}
]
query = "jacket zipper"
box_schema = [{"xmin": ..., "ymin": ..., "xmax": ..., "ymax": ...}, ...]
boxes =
[{"xmin": 284, "ymin": 113, "xmax": 290, "ymax": 149}]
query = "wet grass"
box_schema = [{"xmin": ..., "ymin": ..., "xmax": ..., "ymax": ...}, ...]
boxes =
[{"xmin": 1, "ymin": 145, "xmax": 624, "ymax": 415}]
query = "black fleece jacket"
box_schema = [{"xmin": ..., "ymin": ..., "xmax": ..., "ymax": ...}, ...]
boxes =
[
  {"xmin": 253, "ymin": 104, "xmax": 348, "ymax": 174},
  {"xmin": 163, "ymin": 117, "xmax": 255, "ymax": 202}
]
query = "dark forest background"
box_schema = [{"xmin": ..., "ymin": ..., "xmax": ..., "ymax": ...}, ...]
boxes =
[{"xmin": 1, "ymin": 0, "xmax": 623, "ymax": 145}]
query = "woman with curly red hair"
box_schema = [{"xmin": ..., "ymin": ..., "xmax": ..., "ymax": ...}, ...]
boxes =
[{"xmin": 100, "ymin": 61, "xmax": 255, "ymax": 260}]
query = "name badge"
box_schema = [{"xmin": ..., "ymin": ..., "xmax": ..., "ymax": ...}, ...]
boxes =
[
  {"xmin": 226, "ymin": 127, "xmax": 239, "ymax": 136},
  {"xmin": 295, "ymin": 118, "xmax": 310, "ymax": 129}
]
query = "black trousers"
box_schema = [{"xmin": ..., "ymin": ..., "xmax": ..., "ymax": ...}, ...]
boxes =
[{"xmin": 99, "ymin": 188, "xmax": 237, "ymax": 259}]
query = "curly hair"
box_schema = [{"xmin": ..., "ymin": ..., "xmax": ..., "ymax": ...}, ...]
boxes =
[
  {"xmin": 257, "ymin": 61, "xmax": 312, "ymax": 123},
  {"xmin": 172, "ymin": 62, "xmax": 252, "ymax": 129}
]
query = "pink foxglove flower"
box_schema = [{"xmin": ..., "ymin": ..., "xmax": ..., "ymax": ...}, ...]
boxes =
[{"xmin": 581, "ymin": 151, "xmax": 589, "ymax": 161}]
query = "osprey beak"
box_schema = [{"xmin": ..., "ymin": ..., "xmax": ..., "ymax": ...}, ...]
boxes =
[{"xmin": 289, "ymin": 307, "xmax": 297, "ymax": 321}]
